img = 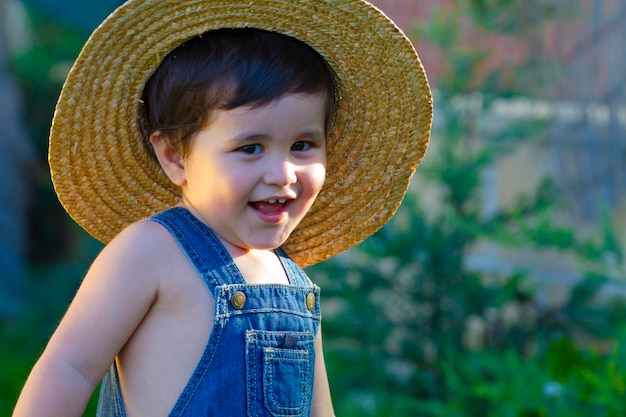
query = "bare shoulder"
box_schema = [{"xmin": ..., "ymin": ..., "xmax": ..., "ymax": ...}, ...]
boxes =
[
  {"xmin": 90, "ymin": 218, "xmax": 179, "ymax": 282},
  {"xmin": 33, "ymin": 218, "xmax": 182, "ymax": 389},
  {"xmin": 73, "ymin": 217, "xmax": 181, "ymax": 321},
  {"xmin": 97, "ymin": 218, "xmax": 176, "ymax": 261}
]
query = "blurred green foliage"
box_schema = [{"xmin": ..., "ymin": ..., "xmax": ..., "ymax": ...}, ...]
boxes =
[
  {"xmin": 3, "ymin": 1, "xmax": 626, "ymax": 416},
  {"xmin": 9, "ymin": 8, "xmax": 88, "ymax": 265},
  {"xmin": 308, "ymin": 0, "xmax": 626, "ymax": 415},
  {"xmin": 2, "ymin": 8, "xmax": 102, "ymax": 415},
  {"xmin": 1, "ymin": 250, "xmax": 102, "ymax": 414},
  {"xmin": 310, "ymin": 187, "xmax": 626, "ymax": 414}
]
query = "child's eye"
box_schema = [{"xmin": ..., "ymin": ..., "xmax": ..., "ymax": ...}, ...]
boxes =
[
  {"xmin": 238, "ymin": 144, "xmax": 262, "ymax": 154},
  {"xmin": 291, "ymin": 141, "xmax": 312, "ymax": 151}
]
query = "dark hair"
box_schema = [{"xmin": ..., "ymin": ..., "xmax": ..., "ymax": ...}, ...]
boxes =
[{"xmin": 141, "ymin": 28, "xmax": 336, "ymax": 156}]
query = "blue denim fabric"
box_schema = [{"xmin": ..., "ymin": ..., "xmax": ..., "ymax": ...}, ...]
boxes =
[{"xmin": 96, "ymin": 207, "xmax": 321, "ymax": 416}]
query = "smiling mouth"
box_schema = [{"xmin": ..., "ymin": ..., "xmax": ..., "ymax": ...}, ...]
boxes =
[{"xmin": 250, "ymin": 199, "xmax": 290, "ymax": 214}]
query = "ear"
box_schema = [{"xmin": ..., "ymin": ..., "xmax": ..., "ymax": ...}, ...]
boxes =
[{"xmin": 150, "ymin": 132, "xmax": 187, "ymax": 186}]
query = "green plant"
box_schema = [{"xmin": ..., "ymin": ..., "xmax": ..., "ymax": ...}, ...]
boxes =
[
  {"xmin": 1, "ymin": 252, "xmax": 102, "ymax": 416},
  {"xmin": 308, "ymin": 1, "xmax": 626, "ymax": 415}
]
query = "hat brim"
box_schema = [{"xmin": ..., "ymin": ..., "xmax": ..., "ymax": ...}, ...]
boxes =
[{"xmin": 48, "ymin": 0, "xmax": 432, "ymax": 267}]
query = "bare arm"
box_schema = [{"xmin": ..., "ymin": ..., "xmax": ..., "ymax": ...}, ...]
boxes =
[
  {"xmin": 311, "ymin": 326, "xmax": 335, "ymax": 417},
  {"xmin": 12, "ymin": 222, "xmax": 163, "ymax": 417}
]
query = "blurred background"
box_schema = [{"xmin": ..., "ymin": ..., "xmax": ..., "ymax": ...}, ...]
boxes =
[{"xmin": 1, "ymin": 0, "xmax": 626, "ymax": 415}]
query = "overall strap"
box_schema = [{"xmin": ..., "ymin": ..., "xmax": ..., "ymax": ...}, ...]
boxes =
[
  {"xmin": 149, "ymin": 207, "xmax": 247, "ymax": 290},
  {"xmin": 276, "ymin": 248, "xmax": 314, "ymax": 287}
]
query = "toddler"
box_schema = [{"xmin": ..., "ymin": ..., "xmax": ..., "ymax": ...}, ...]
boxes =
[{"xmin": 13, "ymin": 0, "xmax": 432, "ymax": 416}]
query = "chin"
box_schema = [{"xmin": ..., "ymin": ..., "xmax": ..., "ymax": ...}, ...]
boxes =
[
  {"xmin": 249, "ymin": 235, "xmax": 291, "ymax": 251},
  {"xmin": 254, "ymin": 240, "xmax": 288, "ymax": 251}
]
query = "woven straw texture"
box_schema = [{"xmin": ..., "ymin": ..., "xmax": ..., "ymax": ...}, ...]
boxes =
[{"xmin": 48, "ymin": 0, "xmax": 432, "ymax": 267}]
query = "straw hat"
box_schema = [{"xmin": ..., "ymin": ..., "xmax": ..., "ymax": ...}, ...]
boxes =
[{"xmin": 49, "ymin": 0, "xmax": 432, "ymax": 267}]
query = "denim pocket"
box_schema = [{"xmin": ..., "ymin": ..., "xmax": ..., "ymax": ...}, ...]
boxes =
[{"xmin": 246, "ymin": 330, "xmax": 315, "ymax": 417}]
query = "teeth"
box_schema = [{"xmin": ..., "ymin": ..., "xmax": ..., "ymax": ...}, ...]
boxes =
[{"xmin": 266, "ymin": 199, "xmax": 287, "ymax": 204}]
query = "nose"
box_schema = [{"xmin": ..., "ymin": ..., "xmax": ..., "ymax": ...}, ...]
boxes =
[{"xmin": 263, "ymin": 159, "xmax": 297, "ymax": 186}]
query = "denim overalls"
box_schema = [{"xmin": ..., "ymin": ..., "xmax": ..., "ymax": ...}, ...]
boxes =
[{"xmin": 97, "ymin": 207, "xmax": 321, "ymax": 416}]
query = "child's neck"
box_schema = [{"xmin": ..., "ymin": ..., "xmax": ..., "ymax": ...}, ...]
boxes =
[{"xmin": 228, "ymin": 246, "xmax": 290, "ymax": 286}]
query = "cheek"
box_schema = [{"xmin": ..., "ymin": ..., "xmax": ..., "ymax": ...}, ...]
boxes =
[{"xmin": 308, "ymin": 163, "xmax": 327, "ymax": 196}]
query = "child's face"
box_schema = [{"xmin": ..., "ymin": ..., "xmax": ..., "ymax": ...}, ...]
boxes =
[{"xmin": 176, "ymin": 92, "xmax": 328, "ymax": 252}]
